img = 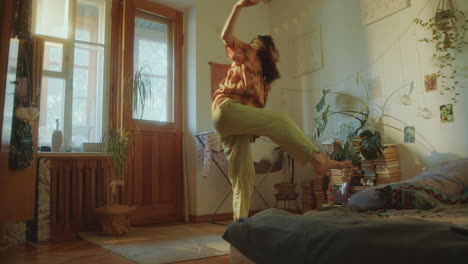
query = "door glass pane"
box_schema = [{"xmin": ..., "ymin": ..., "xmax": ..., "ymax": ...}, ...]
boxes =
[
  {"xmin": 34, "ymin": 0, "xmax": 69, "ymax": 39},
  {"xmin": 38, "ymin": 78, "xmax": 66, "ymax": 146},
  {"xmin": 76, "ymin": 0, "xmax": 106, "ymax": 44},
  {"xmin": 72, "ymin": 43, "xmax": 104, "ymax": 147},
  {"xmin": 133, "ymin": 15, "xmax": 174, "ymax": 123},
  {"xmin": 43, "ymin": 42, "xmax": 63, "ymax": 72}
]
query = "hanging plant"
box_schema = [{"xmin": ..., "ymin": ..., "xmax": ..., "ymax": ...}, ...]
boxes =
[{"xmin": 414, "ymin": 0, "xmax": 468, "ymax": 104}]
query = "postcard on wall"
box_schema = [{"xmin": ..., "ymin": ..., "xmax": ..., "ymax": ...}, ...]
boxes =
[
  {"xmin": 289, "ymin": 25, "xmax": 323, "ymax": 78},
  {"xmin": 440, "ymin": 104, "xmax": 454, "ymax": 123},
  {"xmin": 424, "ymin": 73, "xmax": 438, "ymax": 92},
  {"xmin": 360, "ymin": 0, "xmax": 411, "ymax": 26},
  {"xmin": 404, "ymin": 126, "xmax": 415, "ymax": 143}
]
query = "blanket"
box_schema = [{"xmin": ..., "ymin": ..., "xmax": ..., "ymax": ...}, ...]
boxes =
[{"xmin": 223, "ymin": 205, "xmax": 468, "ymax": 264}]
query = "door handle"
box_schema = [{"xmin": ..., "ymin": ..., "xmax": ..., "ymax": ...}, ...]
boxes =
[{"xmin": 9, "ymin": 81, "xmax": 19, "ymax": 85}]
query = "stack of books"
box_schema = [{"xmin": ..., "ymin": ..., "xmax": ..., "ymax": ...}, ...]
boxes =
[
  {"xmin": 301, "ymin": 180, "xmax": 315, "ymax": 212},
  {"xmin": 312, "ymin": 176, "xmax": 329, "ymax": 208},
  {"xmin": 374, "ymin": 144, "xmax": 401, "ymax": 185},
  {"xmin": 329, "ymin": 169, "xmax": 345, "ymax": 185},
  {"xmin": 301, "ymin": 176, "xmax": 330, "ymax": 210}
]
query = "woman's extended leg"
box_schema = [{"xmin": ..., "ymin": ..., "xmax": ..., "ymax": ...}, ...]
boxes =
[
  {"xmin": 214, "ymin": 100, "xmax": 319, "ymax": 164},
  {"xmin": 213, "ymin": 100, "xmax": 351, "ymax": 173}
]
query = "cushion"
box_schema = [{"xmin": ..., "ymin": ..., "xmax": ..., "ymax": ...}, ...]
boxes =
[{"xmin": 348, "ymin": 157, "xmax": 468, "ymax": 209}]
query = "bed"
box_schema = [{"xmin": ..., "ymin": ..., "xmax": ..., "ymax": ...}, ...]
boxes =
[{"xmin": 223, "ymin": 158, "xmax": 468, "ymax": 264}]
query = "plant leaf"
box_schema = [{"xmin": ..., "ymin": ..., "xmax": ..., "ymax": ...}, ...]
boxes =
[
  {"xmin": 316, "ymin": 89, "xmax": 330, "ymax": 112},
  {"xmin": 359, "ymin": 130, "xmax": 383, "ymax": 160}
]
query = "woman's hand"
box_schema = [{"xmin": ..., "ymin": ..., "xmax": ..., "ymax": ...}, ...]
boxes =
[{"xmin": 236, "ymin": 0, "xmax": 260, "ymax": 8}]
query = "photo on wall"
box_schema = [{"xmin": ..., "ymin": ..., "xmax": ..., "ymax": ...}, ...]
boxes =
[
  {"xmin": 424, "ymin": 73, "xmax": 438, "ymax": 92},
  {"xmin": 440, "ymin": 104, "xmax": 454, "ymax": 123},
  {"xmin": 404, "ymin": 126, "xmax": 415, "ymax": 143}
]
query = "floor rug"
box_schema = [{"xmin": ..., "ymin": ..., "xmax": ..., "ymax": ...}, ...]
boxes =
[{"xmin": 79, "ymin": 222, "xmax": 230, "ymax": 264}]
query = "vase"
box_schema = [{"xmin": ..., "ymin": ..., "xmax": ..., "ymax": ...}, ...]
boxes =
[
  {"xmin": 51, "ymin": 130, "xmax": 62, "ymax": 152},
  {"xmin": 51, "ymin": 119, "xmax": 62, "ymax": 152}
]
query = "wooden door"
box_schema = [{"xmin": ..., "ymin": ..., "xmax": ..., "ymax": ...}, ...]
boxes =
[{"xmin": 122, "ymin": 0, "xmax": 183, "ymax": 225}]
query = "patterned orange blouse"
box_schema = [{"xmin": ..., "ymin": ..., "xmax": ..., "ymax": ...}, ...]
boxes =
[{"xmin": 212, "ymin": 38, "xmax": 271, "ymax": 112}]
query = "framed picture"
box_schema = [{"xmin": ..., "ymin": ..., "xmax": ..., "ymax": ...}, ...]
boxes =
[
  {"xmin": 424, "ymin": 73, "xmax": 438, "ymax": 92},
  {"xmin": 440, "ymin": 104, "xmax": 454, "ymax": 123},
  {"xmin": 361, "ymin": 0, "xmax": 411, "ymax": 26},
  {"xmin": 404, "ymin": 126, "xmax": 415, "ymax": 143}
]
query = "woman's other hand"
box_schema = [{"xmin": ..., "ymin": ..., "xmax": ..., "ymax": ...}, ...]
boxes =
[{"xmin": 236, "ymin": 0, "xmax": 260, "ymax": 8}]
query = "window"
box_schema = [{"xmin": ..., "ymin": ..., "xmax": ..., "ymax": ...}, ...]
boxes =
[
  {"xmin": 34, "ymin": 0, "xmax": 109, "ymax": 150},
  {"xmin": 133, "ymin": 11, "xmax": 174, "ymax": 123}
]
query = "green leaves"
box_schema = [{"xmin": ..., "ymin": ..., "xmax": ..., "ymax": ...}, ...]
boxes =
[
  {"xmin": 102, "ymin": 128, "xmax": 132, "ymax": 182},
  {"xmin": 130, "ymin": 65, "xmax": 154, "ymax": 126},
  {"xmin": 414, "ymin": 7, "xmax": 468, "ymax": 104},
  {"xmin": 359, "ymin": 130, "xmax": 383, "ymax": 160},
  {"xmin": 316, "ymin": 89, "xmax": 330, "ymax": 112},
  {"xmin": 314, "ymin": 105, "xmax": 329, "ymax": 138}
]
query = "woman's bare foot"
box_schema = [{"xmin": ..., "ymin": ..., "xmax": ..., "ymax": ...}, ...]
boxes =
[{"xmin": 310, "ymin": 152, "xmax": 352, "ymax": 176}]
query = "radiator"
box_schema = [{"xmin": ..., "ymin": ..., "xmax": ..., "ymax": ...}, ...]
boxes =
[{"xmin": 45, "ymin": 157, "xmax": 113, "ymax": 241}]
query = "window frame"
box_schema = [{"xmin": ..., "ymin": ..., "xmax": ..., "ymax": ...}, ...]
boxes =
[{"xmin": 33, "ymin": 0, "xmax": 111, "ymax": 150}]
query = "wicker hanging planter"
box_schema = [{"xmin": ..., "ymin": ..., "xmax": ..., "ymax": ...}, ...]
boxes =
[{"xmin": 414, "ymin": 0, "xmax": 468, "ymax": 104}]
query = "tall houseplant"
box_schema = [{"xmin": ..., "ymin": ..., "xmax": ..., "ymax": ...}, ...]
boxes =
[
  {"xmin": 95, "ymin": 66, "xmax": 153, "ymax": 236},
  {"xmin": 102, "ymin": 65, "xmax": 154, "ymax": 204},
  {"xmin": 313, "ymin": 73, "xmax": 384, "ymax": 161},
  {"xmin": 414, "ymin": 0, "xmax": 468, "ymax": 103}
]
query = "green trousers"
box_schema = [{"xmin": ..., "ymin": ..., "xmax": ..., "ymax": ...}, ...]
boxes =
[{"xmin": 212, "ymin": 99, "xmax": 319, "ymax": 220}]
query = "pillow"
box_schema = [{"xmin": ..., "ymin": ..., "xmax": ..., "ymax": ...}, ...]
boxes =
[
  {"xmin": 348, "ymin": 157, "xmax": 468, "ymax": 209},
  {"xmin": 405, "ymin": 157, "xmax": 468, "ymax": 195}
]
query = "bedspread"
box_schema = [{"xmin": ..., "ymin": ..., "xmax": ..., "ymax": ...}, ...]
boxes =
[{"xmin": 223, "ymin": 205, "xmax": 468, "ymax": 264}]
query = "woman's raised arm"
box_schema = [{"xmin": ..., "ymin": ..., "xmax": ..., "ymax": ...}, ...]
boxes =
[{"xmin": 220, "ymin": 0, "xmax": 259, "ymax": 46}]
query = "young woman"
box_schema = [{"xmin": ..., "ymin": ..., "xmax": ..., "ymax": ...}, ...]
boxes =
[{"xmin": 212, "ymin": 0, "xmax": 351, "ymax": 220}]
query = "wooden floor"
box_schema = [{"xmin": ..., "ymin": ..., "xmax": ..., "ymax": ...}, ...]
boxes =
[{"xmin": 0, "ymin": 239, "xmax": 230, "ymax": 264}]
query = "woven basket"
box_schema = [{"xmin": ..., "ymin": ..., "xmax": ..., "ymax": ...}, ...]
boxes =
[{"xmin": 94, "ymin": 204, "xmax": 136, "ymax": 236}]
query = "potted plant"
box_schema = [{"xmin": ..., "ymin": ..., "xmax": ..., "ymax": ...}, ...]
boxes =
[
  {"xmin": 95, "ymin": 128, "xmax": 135, "ymax": 236},
  {"xmin": 414, "ymin": 0, "xmax": 468, "ymax": 104},
  {"xmin": 313, "ymin": 72, "xmax": 384, "ymax": 161},
  {"xmin": 94, "ymin": 66, "xmax": 153, "ymax": 236}
]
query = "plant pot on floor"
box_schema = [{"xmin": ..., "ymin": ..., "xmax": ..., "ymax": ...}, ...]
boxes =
[{"xmin": 94, "ymin": 204, "xmax": 136, "ymax": 236}]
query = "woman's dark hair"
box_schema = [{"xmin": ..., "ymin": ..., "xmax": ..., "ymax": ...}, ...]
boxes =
[{"xmin": 250, "ymin": 35, "xmax": 280, "ymax": 84}]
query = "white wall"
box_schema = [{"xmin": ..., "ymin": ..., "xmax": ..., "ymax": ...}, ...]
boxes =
[
  {"xmin": 268, "ymin": 0, "xmax": 468, "ymax": 182},
  {"xmin": 159, "ymin": 0, "xmax": 468, "ymax": 217}
]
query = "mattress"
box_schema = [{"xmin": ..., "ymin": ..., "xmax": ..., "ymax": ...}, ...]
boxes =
[
  {"xmin": 224, "ymin": 204, "xmax": 468, "ymax": 264},
  {"xmin": 230, "ymin": 245, "xmax": 255, "ymax": 264}
]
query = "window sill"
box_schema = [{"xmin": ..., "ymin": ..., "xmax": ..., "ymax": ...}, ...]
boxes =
[{"xmin": 37, "ymin": 152, "xmax": 112, "ymax": 158}]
